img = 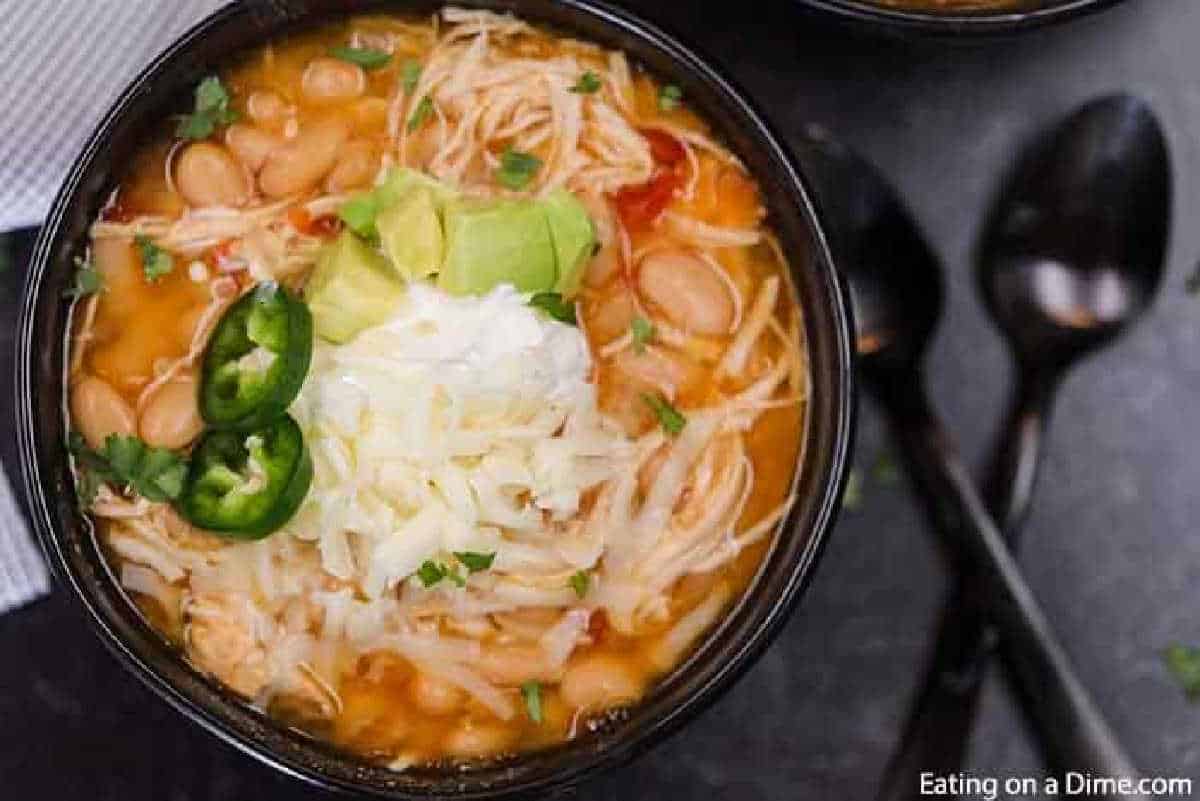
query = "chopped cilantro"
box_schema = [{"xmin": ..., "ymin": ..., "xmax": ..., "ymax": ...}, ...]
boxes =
[
  {"xmin": 64, "ymin": 256, "xmax": 103, "ymax": 299},
  {"xmin": 569, "ymin": 570, "xmax": 590, "ymax": 599},
  {"xmin": 402, "ymin": 60, "xmax": 422, "ymax": 94},
  {"xmin": 521, "ymin": 680, "xmax": 543, "ymax": 723},
  {"xmin": 642, "ymin": 393, "xmax": 686, "ymax": 435},
  {"xmin": 176, "ymin": 76, "xmax": 239, "ymax": 140},
  {"xmin": 417, "ymin": 559, "xmax": 468, "ymax": 588},
  {"xmin": 407, "ymin": 96, "xmax": 434, "ymax": 133},
  {"xmin": 570, "ymin": 71, "xmax": 602, "ymax": 94},
  {"xmin": 631, "ymin": 316, "xmax": 655, "ymax": 353},
  {"xmin": 1164, "ymin": 644, "xmax": 1200, "ymax": 700},
  {"xmin": 417, "ymin": 560, "xmax": 447, "ymax": 587},
  {"xmin": 329, "ymin": 45, "xmax": 391, "ymax": 70},
  {"xmin": 495, "ymin": 148, "xmax": 542, "ymax": 191},
  {"xmin": 135, "ymin": 235, "xmax": 174, "ymax": 283},
  {"xmin": 528, "ymin": 292, "xmax": 577, "ymax": 325},
  {"xmin": 68, "ymin": 433, "xmax": 188, "ymax": 505},
  {"xmin": 658, "ymin": 84, "xmax": 683, "ymax": 112},
  {"xmin": 454, "ymin": 551, "xmax": 496, "ymax": 573}
]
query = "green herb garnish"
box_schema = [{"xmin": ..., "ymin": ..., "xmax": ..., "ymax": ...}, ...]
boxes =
[
  {"xmin": 1164, "ymin": 644, "xmax": 1200, "ymax": 700},
  {"xmin": 642, "ymin": 393, "xmax": 686, "ymax": 435},
  {"xmin": 402, "ymin": 60, "xmax": 422, "ymax": 94},
  {"xmin": 417, "ymin": 559, "xmax": 468, "ymax": 588},
  {"xmin": 521, "ymin": 680, "xmax": 543, "ymax": 723},
  {"xmin": 631, "ymin": 316, "xmax": 654, "ymax": 353},
  {"xmin": 329, "ymin": 45, "xmax": 392, "ymax": 70},
  {"xmin": 528, "ymin": 292, "xmax": 577, "ymax": 325},
  {"xmin": 135, "ymin": 235, "xmax": 174, "ymax": 283},
  {"xmin": 64, "ymin": 256, "xmax": 103, "ymax": 299},
  {"xmin": 417, "ymin": 560, "xmax": 447, "ymax": 587},
  {"xmin": 569, "ymin": 570, "xmax": 590, "ymax": 599},
  {"xmin": 454, "ymin": 551, "xmax": 496, "ymax": 573},
  {"xmin": 176, "ymin": 76, "xmax": 239, "ymax": 140},
  {"xmin": 407, "ymin": 96, "xmax": 434, "ymax": 133},
  {"xmin": 69, "ymin": 432, "xmax": 188, "ymax": 505},
  {"xmin": 495, "ymin": 148, "xmax": 542, "ymax": 191},
  {"xmin": 658, "ymin": 84, "xmax": 683, "ymax": 112},
  {"xmin": 570, "ymin": 71, "xmax": 602, "ymax": 94}
]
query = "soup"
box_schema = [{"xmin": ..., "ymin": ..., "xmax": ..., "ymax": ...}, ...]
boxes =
[{"xmin": 66, "ymin": 7, "xmax": 809, "ymax": 767}]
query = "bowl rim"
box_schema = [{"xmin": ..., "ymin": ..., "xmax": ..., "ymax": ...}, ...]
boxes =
[
  {"xmin": 15, "ymin": 0, "xmax": 856, "ymax": 796},
  {"xmin": 796, "ymin": 0, "xmax": 1127, "ymax": 33}
]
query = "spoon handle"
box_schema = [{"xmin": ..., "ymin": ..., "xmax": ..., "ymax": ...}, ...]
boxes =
[
  {"xmin": 983, "ymin": 370, "xmax": 1057, "ymax": 536},
  {"xmin": 874, "ymin": 378, "xmax": 1140, "ymax": 800},
  {"xmin": 879, "ymin": 373, "xmax": 1058, "ymax": 798}
]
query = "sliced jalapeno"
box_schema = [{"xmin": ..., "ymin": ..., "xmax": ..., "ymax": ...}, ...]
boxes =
[
  {"xmin": 175, "ymin": 414, "xmax": 312, "ymax": 539},
  {"xmin": 200, "ymin": 282, "xmax": 312, "ymax": 431}
]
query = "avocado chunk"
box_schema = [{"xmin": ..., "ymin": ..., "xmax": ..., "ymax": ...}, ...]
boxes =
[
  {"xmin": 543, "ymin": 189, "xmax": 595, "ymax": 298},
  {"xmin": 377, "ymin": 186, "xmax": 444, "ymax": 281},
  {"xmin": 337, "ymin": 168, "xmax": 456, "ymax": 241},
  {"xmin": 306, "ymin": 231, "xmax": 404, "ymax": 343},
  {"xmin": 375, "ymin": 167, "xmax": 458, "ymax": 210},
  {"xmin": 438, "ymin": 198, "xmax": 557, "ymax": 296}
]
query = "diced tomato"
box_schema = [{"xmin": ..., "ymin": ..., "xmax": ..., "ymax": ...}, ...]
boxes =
[
  {"xmin": 308, "ymin": 214, "xmax": 342, "ymax": 237},
  {"xmin": 587, "ymin": 609, "xmax": 609, "ymax": 641},
  {"xmin": 205, "ymin": 239, "xmax": 239, "ymax": 272},
  {"xmin": 613, "ymin": 169, "xmax": 680, "ymax": 231},
  {"xmin": 288, "ymin": 206, "xmax": 341, "ymax": 238},
  {"xmin": 100, "ymin": 195, "xmax": 135, "ymax": 223},
  {"xmin": 641, "ymin": 128, "xmax": 685, "ymax": 167},
  {"xmin": 287, "ymin": 207, "xmax": 312, "ymax": 233}
]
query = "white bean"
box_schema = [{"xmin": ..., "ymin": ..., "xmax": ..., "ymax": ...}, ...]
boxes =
[
  {"xmin": 224, "ymin": 124, "xmax": 282, "ymax": 173},
  {"xmin": 443, "ymin": 722, "xmax": 516, "ymax": 760},
  {"xmin": 637, "ymin": 248, "xmax": 734, "ymax": 335},
  {"xmin": 324, "ymin": 139, "xmax": 377, "ymax": 192},
  {"xmin": 174, "ymin": 142, "xmax": 250, "ymax": 208},
  {"xmin": 560, "ymin": 652, "xmax": 644, "ymax": 711},
  {"xmin": 138, "ymin": 375, "xmax": 203, "ymax": 449},
  {"xmin": 246, "ymin": 90, "xmax": 288, "ymax": 125},
  {"xmin": 71, "ymin": 375, "xmax": 136, "ymax": 449},
  {"xmin": 409, "ymin": 671, "xmax": 465, "ymax": 716},
  {"xmin": 258, "ymin": 118, "xmax": 350, "ymax": 198},
  {"xmin": 301, "ymin": 57, "xmax": 366, "ymax": 103}
]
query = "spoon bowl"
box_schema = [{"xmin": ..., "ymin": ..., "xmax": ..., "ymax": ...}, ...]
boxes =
[
  {"xmin": 794, "ymin": 127, "xmax": 942, "ymax": 379},
  {"xmin": 979, "ymin": 94, "xmax": 1170, "ymax": 371}
]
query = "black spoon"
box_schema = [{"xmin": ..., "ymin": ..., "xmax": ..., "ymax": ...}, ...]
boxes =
[
  {"xmin": 793, "ymin": 128, "xmax": 1143, "ymax": 798},
  {"xmin": 880, "ymin": 96, "xmax": 1170, "ymax": 793}
]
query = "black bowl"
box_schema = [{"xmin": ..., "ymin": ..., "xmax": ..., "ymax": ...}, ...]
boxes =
[
  {"xmin": 15, "ymin": 0, "xmax": 855, "ymax": 797},
  {"xmin": 797, "ymin": 0, "xmax": 1127, "ymax": 34}
]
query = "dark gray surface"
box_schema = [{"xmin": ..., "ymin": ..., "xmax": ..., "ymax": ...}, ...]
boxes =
[{"xmin": 2, "ymin": 0, "xmax": 1198, "ymax": 797}]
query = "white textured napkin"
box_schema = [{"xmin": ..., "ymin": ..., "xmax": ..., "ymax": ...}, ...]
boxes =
[
  {"xmin": 0, "ymin": 0, "xmax": 225, "ymax": 613},
  {"xmin": 0, "ymin": 0, "xmax": 227, "ymax": 231}
]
